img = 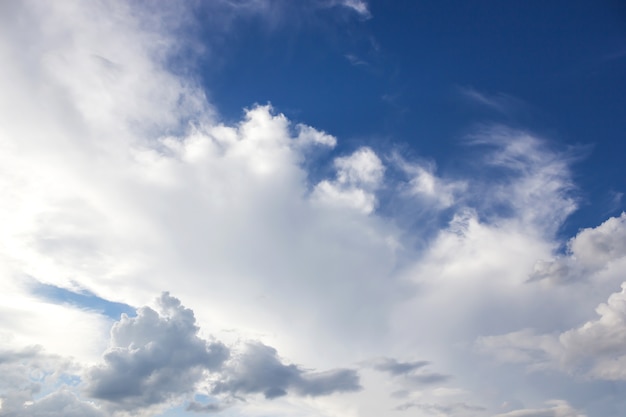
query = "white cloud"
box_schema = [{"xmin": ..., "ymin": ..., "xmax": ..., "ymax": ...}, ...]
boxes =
[
  {"xmin": 294, "ymin": 124, "xmax": 337, "ymax": 149},
  {"xmin": 459, "ymin": 86, "xmax": 526, "ymax": 116},
  {"xmin": 83, "ymin": 293, "xmax": 360, "ymax": 415},
  {"xmin": 559, "ymin": 282, "xmax": 626, "ymax": 380},
  {"xmin": 0, "ymin": 0, "xmax": 400, "ymax": 367},
  {"xmin": 0, "ymin": 346, "xmax": 104, "ymax": 417},
  {"xmin": 1, "ymin": 1, "xmax": 624, "ymax": 417},
  {"xmin": 529, "ymin": 213, "xmax": 626, "ymax": 285},
  {"xmin": 322, "ymin": 0, "xmax": 371, "ymax": 19},
  {"xmin": 466, "ymin": 126, "xmax": 577, "ymax": 235},
  {"xmin": 392, "ymin": 154, "xmax": 466, "ymax": 209},
  {"xmin": 567, "ymin": 213, "xmax": 626, "ymax": 271},
  {"xmin": 478, "ymin": 280, "xmax": 626, "ymax": 381},
  {"xmin": 5, "ymin": 390, "xmax": 105, "ymax": 417},
  {"xmin": 2, "ymin": 294, "xmax": 363, "ymax": 416},
  {"xmin": 340, "ymin": 0, "xmax": 371, "ymax": 18},
  {"xmin": 312, "ymin": 147, "xmax": 385, "ymax": 214},
  {"xmin": 334, "ymin": 147, "xmax": 385, "ymax": 187},
  {"xmin": 477, "ymin": 213, "xmax": 626, "ymax": 382},
  {"xmin": 0, "ymin": 277, "xmax": 110, "ymax": 363},
  {"xmin": 494, "ymin": 400, "xmax": 586, "ymax": 417}
]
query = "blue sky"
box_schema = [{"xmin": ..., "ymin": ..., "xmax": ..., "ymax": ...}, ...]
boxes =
[
  {"xmin": 1, "ymin": 1, "xmax": 626, "ymax": 417},
  {"xmin": 200, "ymin": 0, "xmax": 625, "ymax": 234}
]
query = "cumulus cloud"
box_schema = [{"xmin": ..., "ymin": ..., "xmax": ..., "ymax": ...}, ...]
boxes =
[
  {"xmin": 529, "ymin": 213, "xmax": 626, "ymax": 284},
  {"xmin": 3, "ymin": 390, "xmax": 105, "ymax": 417},
  {"xmin": 478, "ymin": 280, "xmax": 626, "ymax": 380},
  {"xmin": 0, "ymin": 346, "xmax": 103, "ymax": 417},
  {"xmin": 85, "ymin": 293, "xmax": 228, "ymax": 411},
  {"xmin": 560, "ymin": 282, "xmax": 626, "ymax": 380},
  {"xmin": 569, "ymin": 213, "xmax": 626, "ymax": 269},
  {"xmin": 80, "ymin": 293, "xmax": 360, "ymax": 414},
  {"xmin": 312, "ymin": 147, "xmax": 385, "ymax": 214},
  {"xmin": 0, "ymin": 346, "xmax": 54, "ymax": 413},
  {"xmin": 2, "ymin": 1, "xmax": 624, "ymax": 416},
  {"xmin": 212, "ymin": 342, "xmax": 361, "ymax": 399},
  {"xmin": 294, "ymin": 124, "xmax": 337, "ymax": 149},
  {"xmin": 476, "ymin": 212, "xmax": 626, "ymax": 384}
]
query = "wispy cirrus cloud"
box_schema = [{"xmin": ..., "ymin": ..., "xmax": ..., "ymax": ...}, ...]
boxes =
[
  {"xmin": 458, "ymin": 86, "xmax": 527, "ymax": 117},
  {"xmin": 494, "ymin": 400, "xmax": 586, "ymax": 417},
  {"xmin": 324, "ymin": 0, "xmax": 371, "ymax": 19},
  {"xmin": 1, "ymin": 1, "xmax": 623, "ymax": 417}
]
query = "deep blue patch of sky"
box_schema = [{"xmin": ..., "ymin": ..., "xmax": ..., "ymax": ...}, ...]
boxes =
[{"xmin": 194, "ymin": 0, "xmax": 625, "ymax": 238}]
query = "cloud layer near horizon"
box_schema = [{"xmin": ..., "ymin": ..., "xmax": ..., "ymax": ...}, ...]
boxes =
[{"xmin": 1, "ymin": 1, "xmax": 625, "ymax": 417}]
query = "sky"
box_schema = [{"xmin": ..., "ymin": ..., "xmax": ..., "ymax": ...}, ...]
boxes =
[{"xmin": 0, "ymin": 1, "xmax": 625, "ymax": 417}]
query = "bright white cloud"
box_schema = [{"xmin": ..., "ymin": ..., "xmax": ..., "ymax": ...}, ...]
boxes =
[
  {"xmin": 0, "ymin": 1, "xmax": 623, "ymax": 417},
  {"xmin": 322, "ymin": 0, "xmax": 371, "ymax": 19},
  {"xmin": 392, "ymin": 154, "xmax": 466, "ymax": 209},
  {"xmin": 294, "ymin": 124, "xmax": 337, "ymax": 149},
  {"xmin": 529, "ymin": 213, "xmax": 626, "ymax": 285},
  {"xmin": 560, "ymin": 282, "xmax": 626, "ymax": 380},
  {"xmin": 567, "ymin": 213, "xmax": 626, "ymax": 271},
  {"xmin": 312, "ymin": 147, "xmax": 384, "ymax": 214},
  {"xmin": 338, "ymin": 0, "xmax": 371, "ymax": 18},
  {"xmin": 477, "ymin": 213, "xmax": 626, "ymax": 382},
  {"xmin": 466, "ymin": 126, "xmax": 577, "ymax": 235}
]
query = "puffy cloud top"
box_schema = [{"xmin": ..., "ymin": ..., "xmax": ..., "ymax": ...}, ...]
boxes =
[{"xmin": 86, "ymin": 293, "xmax": 229, "ymax": 411}]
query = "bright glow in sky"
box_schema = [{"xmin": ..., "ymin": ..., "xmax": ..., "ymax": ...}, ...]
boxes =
[{"xmin": 1, "ymin": 1, "xmax": 625, "ymax": 417}]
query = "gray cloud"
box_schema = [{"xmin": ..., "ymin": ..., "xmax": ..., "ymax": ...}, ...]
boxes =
[
  {"xmin": 0, "ymin": 347, "xmax": 47, "ymax": 415},
  {"xmin": 85, "ymin": 292, "xmax": 229, "ymax": 411},
  {"xmin": 371, "ymin": 357, "xmax": 450, "ymax": 386},
  {"xmin": 0, "ymin": 345, "xmax": 43, "ymax": 365},
  {"xmin": 494, "ymin": 400, "xmax": 586, "ymax": 417},
  {"xmin": 186, "ymin": 401, "xmax": 226, "ymax": 413},
  {"xmin": 407, "ymin": 372, "xmax": 451, "ymax": 385},
  {"xmin": 212, "ymin": 342, "xmax": 361, "ymax": 399},
  {"xmin": 395, "ymin": 401, "xmax": 485, "ymax": 414},
  {"xmin": 82, "ymin": 293, "xmax": 360, "ymax": 413},
  {"xmin": 372, "ymin": 357, "xmax": 429, "ymax": 376},
  {"xmin": 3, "ymin": 0, "xmax": 622, "ymax": 416},
  {"xmin": 0, "ymin": 347, "xmax": 103, "ymax": 417},
  {"xmin": 2, "ymin": 390, "xmax": 105, "ymax": 417}
]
